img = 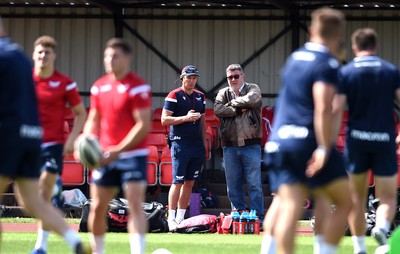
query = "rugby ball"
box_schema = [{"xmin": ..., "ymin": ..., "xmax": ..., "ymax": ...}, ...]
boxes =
[{"xmin": 78, "ymin": 136, "xmax": 102, "ymax": 168}]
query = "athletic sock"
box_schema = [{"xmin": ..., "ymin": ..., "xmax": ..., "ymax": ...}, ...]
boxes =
[
  {"xmin": 175, "ymin": 209, "xmax": 186, "ymax": 224},
  {"xmin": 352, "ymin": 236, "xmax": 367, "ymax": 254},
  {"xmin": 320, "ymin": 242, "xmax": 338, "ymax": 254},
  {"xmin": 314, "ymin": 234, "xmax": 324, "ymax": 254},
  {"xmin": 168, "ymin": 209, "xmax": 176, "ymax": 221},
  {"xmin": 129, "ymin": 233, "xmax": 146, "ymax": 254},
  {"xmin": 91, "ymin": 234, "xmax": 105, "ymax": 254},
  {"xmin": 63, "ymin": 229, "xmax": 81, "ymax": 252},
  {"xmin": 260, "ymin": 234, "xmax": 276, "ymax": 254},
  {"xmin": 34, "ymin": 229, "xmax": 51, "ymax": 251},
  {"xmin": 376, "ymin": 218, "xmax": 391, "ymax": 233}
]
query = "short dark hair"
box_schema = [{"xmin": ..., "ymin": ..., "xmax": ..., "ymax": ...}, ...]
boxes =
[
  {"xmin": 351, "ymin": 28, "xmax": 377, "ymax": 51},
  {"xmin": 105, "ymin": 38, "xmax": 132, "ymax": 55},
  {"xmin": 310, "ymin": 7, "xmax": 345, "ymax": 40},
  {"xmin": 34, "ymin": 35, "xmax": 57, "ymax": 50}
]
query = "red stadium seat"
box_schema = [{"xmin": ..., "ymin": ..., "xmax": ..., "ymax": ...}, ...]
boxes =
[
  {"xmin": 61, "ymin": 161, "xmax": 85, "ymax": 186},
  {"xmin": 153, "ymin": 108, "xmax": 163, "ymax": 121},
  {"xmin": 262, "ymin": 106, "xmax": 274, "ymax": 148},
  {"xmin": 205, "ymin": 108, "xmax": 220, "ymax": 148},
  {"xmin": 146, "ymin": 133, "xmax": 167, "ymax": 153},
  {"xmin": 159, "ymin": 146, "xmax": 173, "ymax": 186},
  {"xmin": 151, "ymin": 121, "xmax": 167, "ymax": 134},
  {"xmin": 147, "ymin": 146, "xmax": 159, "ymax": 186}
]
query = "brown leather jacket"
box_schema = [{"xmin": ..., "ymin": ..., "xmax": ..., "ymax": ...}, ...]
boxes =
[{"xmin": 214, "ymin": 82, "xmax": 262, "ymax": 147}]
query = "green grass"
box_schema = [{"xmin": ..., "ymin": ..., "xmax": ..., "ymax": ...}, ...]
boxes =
[{"xmin": 0, "ymin": 232, "xmax": 379, "ymax": 254}]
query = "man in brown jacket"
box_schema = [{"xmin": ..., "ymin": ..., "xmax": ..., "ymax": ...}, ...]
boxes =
[{"xmin": 214, "ymin": 64, "xmax": 264, "ymax": 218}]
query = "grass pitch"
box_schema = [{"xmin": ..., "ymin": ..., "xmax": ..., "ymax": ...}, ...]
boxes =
[{"xmin": 0, "ymin": 232, "xmax": 379, "ymax": 254}]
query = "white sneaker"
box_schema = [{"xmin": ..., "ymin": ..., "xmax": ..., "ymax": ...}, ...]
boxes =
[
  {"xmin": 371, "ymin": 227, "xmax": 388, "ymax": 246},
  {"xmin": 374, "ymin": 244, "xmax": 389, "ymax": 254},
  {"xmin": 168, "ymin": 220, "xmax": 178, "ymax": 232}
]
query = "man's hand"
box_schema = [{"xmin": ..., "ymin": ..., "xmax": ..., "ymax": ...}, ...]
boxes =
[
  {"xmin": 306, "ymin": 147, "xmax": 329, "ymax": 178},
  {"xmin": 186, "ymin": 110, "xmax": 201, "ymax": 123}
]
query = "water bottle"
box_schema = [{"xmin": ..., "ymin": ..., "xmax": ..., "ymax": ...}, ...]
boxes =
[
  {"xmin": 254, "ymin": 211, "xmax": 261, "ymax": 235},
  {"xmin": 232, "ymin": 211, "xmax": 240, "ymax": 234},
  {"xmin": 248, "ymin": 210, "xmax": 255, "ymax": 234},
  {"xmin": 240, "ymin": 211, "xmax": 249, "ymax": 234}
]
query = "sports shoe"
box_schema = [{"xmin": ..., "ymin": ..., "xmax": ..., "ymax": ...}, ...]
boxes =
[
  {"xmin": 30, "ymin": 249, "xmax": 47, "ymax": 254},
  {"xmin": 168, "ymin": 220, "xmax": 178, "ymax": 232},
  {"xmin": 374, "ymin": 244, "xmax": 389, "ymax": 254},
  {"xmin": 74, "ymin": 242, "xmax": 92, "ymax": 254},
  {"xmin": 371, "ymin": 227, "xmax": 388, "ymax": 246}
]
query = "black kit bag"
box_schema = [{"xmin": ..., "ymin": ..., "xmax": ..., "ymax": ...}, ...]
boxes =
[{"xmin": 79, "ymin": 199, "xmax": 168, "ymax": 233}]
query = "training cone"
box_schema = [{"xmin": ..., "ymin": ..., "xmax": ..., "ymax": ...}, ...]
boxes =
[{"xmin": 389, "ymin": 226, "xmax": 400, "ymax": 254}]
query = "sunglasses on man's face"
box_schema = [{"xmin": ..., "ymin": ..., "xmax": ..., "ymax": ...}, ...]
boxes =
[{"xmin": 227, "ymin": 74, "xmax": 242, "ymax": 80}]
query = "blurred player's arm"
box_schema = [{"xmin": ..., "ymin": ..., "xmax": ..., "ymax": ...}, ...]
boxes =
[
  {"xmin": 82, "ymin": 108, "xmax": 100, "ymax": 137},
  {"xmin": 63, "ymin": 102, "xmax": 87, "ymax": 156},
  {"xmin": 229, "ymin": 84, "xmax": 262, "ymax": 109},
  {"xmin": 306, "ymin": 82, "xmax": 336, "ymax": 177},
  {"xmin": 331, "ymin": 94, "xmax": 346, "ymax": 144},
  {"xmin": 214, "ymin": 90, "xmax": 237, "ymax": 117},
  {"xmin": 395, "ymin": 88, "xmax": 400, "ymax": 145}
]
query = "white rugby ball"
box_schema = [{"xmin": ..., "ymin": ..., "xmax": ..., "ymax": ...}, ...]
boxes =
[{"xmin": 78, "ymin": 136, "xmax": 102, "ymax": 168}]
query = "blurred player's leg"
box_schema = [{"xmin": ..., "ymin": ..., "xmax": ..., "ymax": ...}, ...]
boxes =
[
  {"xmin": 15, "ymin": 178, "xmax": 90, "ymax": 254},
  {"xmin": 313, "ymin": 198, "xmax": 330, "ymax": 254},
  {"xmin": 35, "ymin": 171, "xmax": 58, "ymax": 252},
  {"xmin": 124, "ymin": 181, "xmax": 147, "ymax": 254},
  {"xmin": 319, "ymin": 178, "xmax": 352, "ymax": 254},
  {"xmin": 372, "ymin": 175, "xmax": 398, "ymax": 246},
  {"xmin": 260, "ymin": 194, "xmax": 279, "ymax": 254},
  {"xmin": 348, "ymin": 172, "xmax": 368, "ymax": 254},
  {"xmin": 0, "ymin": 176, "xmax": 11, "ymax": 245},
  {"xmin": 88, "ymin": 184, "xmax": 118, "ymax": 254},
  {"xmin": 274, "ymin": 184, "xmax": 307, "ymax": 254}
]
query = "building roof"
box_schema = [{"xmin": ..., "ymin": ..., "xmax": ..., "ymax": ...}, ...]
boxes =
[{"xmin": 1, "ymin": 0, "xmax": 400, "ymax": 10}]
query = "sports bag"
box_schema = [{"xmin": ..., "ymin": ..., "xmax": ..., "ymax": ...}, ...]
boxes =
[
  {"xmin": 79, "ymin": 199, "xmax": 168, "ymax": 233},
  {"xmin": 175, "ymin": 214, "xmax": 218, "ymax": 233}
]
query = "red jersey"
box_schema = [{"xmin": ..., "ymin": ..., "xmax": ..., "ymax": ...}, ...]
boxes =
[
  {"xmin": 90, "ymin": 72, "xmax": 152, "ymax": 157},
  {"xmin": 34, "ymin": 70, "xmax": 82, "ymax": 144}
]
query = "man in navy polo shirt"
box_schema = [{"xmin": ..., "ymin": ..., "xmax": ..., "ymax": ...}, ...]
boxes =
[
  {"xmin": 336, "ymin": 28, "xmax": 400, "ymax": 253},
  {"xmin": 161, "ymin": 65, "xmax": 206, "ymax": 231}
]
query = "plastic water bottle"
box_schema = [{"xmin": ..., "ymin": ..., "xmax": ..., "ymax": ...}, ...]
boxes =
[
  {"xmin": 248, "ymin": 210, "xmax": 255, "ymax": 234},
  {"xmin": 240, "ymin": 211, "xmax": 249, "ymax": 234},
  {"xmin": 254, "ymin": 211, "xmax": 260, "ymax": 235},
  {"xmin": 232, "ymin": 211, "xmax": 240, "ymax": 234}
]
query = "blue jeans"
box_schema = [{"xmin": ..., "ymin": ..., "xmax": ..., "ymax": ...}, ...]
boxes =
[{"xmin": 223, "ymin": 144, "xmax": 264, "ymax": 217}]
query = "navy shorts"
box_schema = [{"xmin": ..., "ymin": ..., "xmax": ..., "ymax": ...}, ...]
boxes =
[
  {"xmin": 0, "ymin": 143, "xmax": 41, "ymax": 179},
  {"xmin": 344, "ymin": 144, "xmax": 397, "ymax": 177},
  {"xmin": 92, "ymin": 156, "xmax": 147, "ymax": 187},
  {"xmin": 265, "ymin": 146, "xmax": 347, "ymax": 192},
  {"xmin": 41, "ymin": 144, "xmax": 64, "ymax": 174},
  {"xmin": 171, "ymin": 141, "xmax": 205, "ymax": 184}
]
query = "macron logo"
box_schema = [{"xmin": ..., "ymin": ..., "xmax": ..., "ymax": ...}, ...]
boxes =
[{"xmin": 175, "ymin": 176, "xmax": 184, "ymax": 180}]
